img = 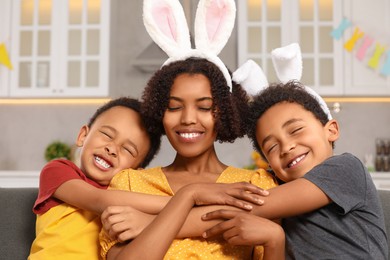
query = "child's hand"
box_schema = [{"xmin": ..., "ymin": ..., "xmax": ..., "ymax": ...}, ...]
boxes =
[
  {"xmin": 101, "ymin": 206, "xmax": 155, "ymax": 242},
  {"xmin": 181, "ymin": 182, "xmax": 269, "ymax": 211},
  {"xmin": 201, "ymin": 210, "xmax": 285, "ymax": 247}
]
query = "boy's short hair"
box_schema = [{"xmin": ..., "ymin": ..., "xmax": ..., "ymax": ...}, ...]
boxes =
[
  {"xmin": 246, "ymin": 81, "xmax": 330, "ymax": 158},
  {"xmin": 141, "ymin": 57, "xmax": 249, "ymax": 143},
  {"xmin": 88, "ymin": 97, "xmax": 161, "ymax": 168}
]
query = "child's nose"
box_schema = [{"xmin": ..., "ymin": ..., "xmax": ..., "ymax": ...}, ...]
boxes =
[
  {"xmin": 281, "ymin": 141, "xmax": 296, "ymax": 156},
  {"xmin": 105, "ymin": 145, "xmax": 117, "ymax": 157}
]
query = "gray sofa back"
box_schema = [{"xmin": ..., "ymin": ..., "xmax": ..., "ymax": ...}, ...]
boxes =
[
  {"xmin": 0, "ymin": 187, "xmax": 389, "ymax": 259},
  {"xmin": 0, "ymin": 188, "xmax": 37, "ymax": 260}
]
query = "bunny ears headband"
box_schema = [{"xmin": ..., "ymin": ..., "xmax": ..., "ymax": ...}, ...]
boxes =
[
  {"xmin": 142, "ymin": 1, "xmax": 331, "ymax": 119},
  {"xmin": 143, "ymin": 0, "xmax": 236, "ymax": 91},
  {"xmin": 233, "ymin": 43, "xmax": 332, "ymax": 120}
]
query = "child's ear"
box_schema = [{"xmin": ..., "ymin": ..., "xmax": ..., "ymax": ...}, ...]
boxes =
[
  {"xmin": 76, "ymin": 125, "xmax": 89, "ymax": 147},
  {"xmin": 326, "ymin": 119, "xmax": 339, "ymax": 142}
]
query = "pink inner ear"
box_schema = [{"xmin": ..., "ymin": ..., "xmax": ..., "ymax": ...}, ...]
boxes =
[
  {"xmin": 152, "ymin": 3, "xmax": 177, "ymax": 41},
  {"xmin": 206, "ymin": 0, "xmax": 227, "ymax": 42}
]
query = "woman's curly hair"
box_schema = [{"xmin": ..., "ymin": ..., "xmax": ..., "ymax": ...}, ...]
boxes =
[
  {"xmin": 246, "ymin": 80, "xmax": 331, "ymax": 158},
  {"xmin": 141, "ymin": 58, "xmax": 249, "ymax": 143}
]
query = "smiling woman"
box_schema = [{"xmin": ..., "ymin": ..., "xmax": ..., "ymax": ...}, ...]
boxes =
[
  {"xmin": 98, "ymin": 0, "xmax": 284, "ymax": 258},
  {"xmin": 98, "ymin": 57, "xmax": 281, "ymax": 260}
]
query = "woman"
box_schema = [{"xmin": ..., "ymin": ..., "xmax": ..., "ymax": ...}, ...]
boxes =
[{"xmin": 99, "ymin": 58, "xmax": 284, "ymax": 260}]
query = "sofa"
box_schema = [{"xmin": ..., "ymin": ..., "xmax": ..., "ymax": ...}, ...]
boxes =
[
  {"xmin": 1, "ymin": 187, "xmax": 390, "ymax": 259},
  {"xmin": 0, "ymin": 188, "xmax": 37, "ymax": 260}
]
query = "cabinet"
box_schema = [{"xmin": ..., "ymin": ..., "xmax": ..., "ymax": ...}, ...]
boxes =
[
  {"xmin": 0, "ymin": 0, "xmax": 110, "ymax": 97},
  {"xmin": 342, "ymin": 0, "xmax": 390, "ymax": 96},
  {"xmin": 238, "ymin": 0, "xmax": 390, "ymax": 96}
]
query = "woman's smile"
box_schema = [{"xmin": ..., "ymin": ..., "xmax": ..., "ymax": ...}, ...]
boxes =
[{"xmin": 177, "ymin": 131, "xmax": 204, "ymax": 142}]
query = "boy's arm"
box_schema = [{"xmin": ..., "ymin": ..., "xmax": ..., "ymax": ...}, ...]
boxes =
[
  {"xmin": 202, "ymin": 178, "xmax": 331, "ymax": 226},
  {"xmin": 54, "ymin": 179, "xmax": 170, "ymax": 214},
  {"xmin": 252, "ymin": 178, "xmax": 331, "ymax": 219}
]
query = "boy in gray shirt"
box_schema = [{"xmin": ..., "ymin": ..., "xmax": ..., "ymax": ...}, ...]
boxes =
[{"xmin": 202, "ymin": 81, "xmax": 388, "ymax": 259}]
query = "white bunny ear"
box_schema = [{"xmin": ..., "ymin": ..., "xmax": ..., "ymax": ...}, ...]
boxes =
[
  {"xmin": 194, "ymin": 0, "xmax": 236, "ymax": 55},
  {"xmin": 143, "ymin": 0, "xmax": 191, "ymax": 57},
  {"xmin": 271, "ymin": 43, "xmax": 302, "ymax": 83},
  {"xmin": 143, "ymin": 0, "xmax": 237, "ymax": 92},
  {"xmin": 271, "ymin": 43, "xmax": 332, "ymax": 120},
  {"xmin": 232, "ymin": 60, "xmax": 268, "ymax": 97}
]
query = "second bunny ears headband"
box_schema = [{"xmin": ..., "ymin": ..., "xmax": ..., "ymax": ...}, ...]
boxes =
[
  {"xmin": 143, "ymin": 0, "xmax": 236, "ymax": 91},
  {"xmin": 233, "ymin": 43, "xmax": 332, "ymax": 120}
]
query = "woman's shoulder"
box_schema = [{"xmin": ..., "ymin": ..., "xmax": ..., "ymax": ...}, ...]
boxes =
[
  {"xmin": 109, "ymin": 167, "xmax": 165, "ymax": 190},
  {"xmin": 114, "ymin": 167, "xmax": 163, "ymax": 177},
  {"xmin": 224, "ymin": 166, "xmax": 274, "ymax": 177},
  {"xmin": 221, "ymin": 166, "xmax": 278, "ymax": 189},
  {"xmin": 225, "ymin": 166, "xmax": 255, "ymax": 174}
]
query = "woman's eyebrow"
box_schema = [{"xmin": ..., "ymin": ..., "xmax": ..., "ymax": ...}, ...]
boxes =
[
  {"xmin": 168, "ymin": 96, "xmax": 182, "ymax": 101},
  {"xmin": 196, "ymin": 97, "xmax": 213, "ymax": 102}
]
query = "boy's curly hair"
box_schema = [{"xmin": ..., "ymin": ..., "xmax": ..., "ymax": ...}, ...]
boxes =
[
  {"xmin": 88, "ymin": 97, "xmax": 161, "ymax": 168},
  {"xmin": 141, "ymin": 58, "xmax": 249, "ymax": 143},
  {"xmin": 246, "ymin": 81, "xmax": 331, "ymax": 158}
]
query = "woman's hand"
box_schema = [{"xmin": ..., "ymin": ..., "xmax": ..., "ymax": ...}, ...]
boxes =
[
  {"xmin": 201, "ymin": 210, "xmax": 282, "ymax": 245},
  {"xmin": 101, "ymin": 206, "xmax": 155, "ymax": 242},
  {"xmin": 201, "ymin": 210, "xmax": 285, "ymax": 260},
  {"xmin": 182, "ymin": 182, "xmax": 269, "ymax": 210}
]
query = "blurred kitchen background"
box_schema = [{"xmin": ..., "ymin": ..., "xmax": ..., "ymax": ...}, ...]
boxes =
[{"xmin": 0, "ymin": 0, "xmax": 389, "ymax": 179}]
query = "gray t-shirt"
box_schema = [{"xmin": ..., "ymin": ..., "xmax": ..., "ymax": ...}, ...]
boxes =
[{"xmin": 283, "ymin": 153, "xmax": 388, "ymax": 259}]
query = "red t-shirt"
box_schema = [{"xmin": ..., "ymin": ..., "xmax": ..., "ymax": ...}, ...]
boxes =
[{"xmin": 33, "ymin": 159, "xmax": 107, "ymax": 214}]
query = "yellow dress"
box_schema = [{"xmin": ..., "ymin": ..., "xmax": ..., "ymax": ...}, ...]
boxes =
[{"xmin": 100, "ymin": 166, "xmax": 278, "ymax": 260}]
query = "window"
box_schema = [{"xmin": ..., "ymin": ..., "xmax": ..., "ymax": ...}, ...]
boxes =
[
  {"xmin": 238, "ymin": 0, "xmax": 343, "ymax": 95},
  {"xmin": 6, "ymin": 0, "xmax": 110, "ymax": 97}
]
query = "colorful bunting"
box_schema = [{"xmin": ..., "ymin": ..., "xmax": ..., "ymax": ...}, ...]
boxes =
[
  {"xmin": 356, "ymin": 36, "xmax": 374, "ymax": 61},
  {"xmin": 368, "ymin": 44, "xmax": 386, "ymax": 69},
  {"xmin": 380, "ymin": 51, "xmax": 390, "ymax": 76},
  {"xmin": 331, "ymin": 18, "xmax": 352, "ymax": 40},
  {"xmin": 331, "ymin": 17, "xmax": 389, "ymax": 77},
  {"xmin": 344, "ymin": 28, "xmax": 364, "ymax": 52},
  {"xmin": 0, "ymin": 43, "xmax": 13, "ymax": 70}
]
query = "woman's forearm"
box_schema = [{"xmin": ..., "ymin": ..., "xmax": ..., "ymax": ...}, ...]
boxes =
[
  {"xmin": 108, "ymin": 187, "xmax": 196, "ymax": 260},
  {"xmin": 176, "ymin": 205, "xmax": 241, "ymax": 238}
]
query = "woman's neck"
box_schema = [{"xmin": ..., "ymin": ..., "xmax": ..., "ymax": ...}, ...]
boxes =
[
  {"xmin": 165, "ymin": 147, "xmax": 226, "ymax": 175},
  {"xmin": 162, "ymin": 147, "xmax": 228, "ymax": 193}
]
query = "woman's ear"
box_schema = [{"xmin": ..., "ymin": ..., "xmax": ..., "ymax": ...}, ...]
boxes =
[
  {"xmin": 326, "ymin": 119, "xmax": 339, "ymax": 142},
  {"xmin": 76, "ymin": 125, "xmax": 89, "ymax": 147}
]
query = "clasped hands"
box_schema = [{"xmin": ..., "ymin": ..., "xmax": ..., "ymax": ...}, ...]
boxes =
[{"xmin": 101, "ymin": 182, "xmax": 270, "ymax": 244}]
